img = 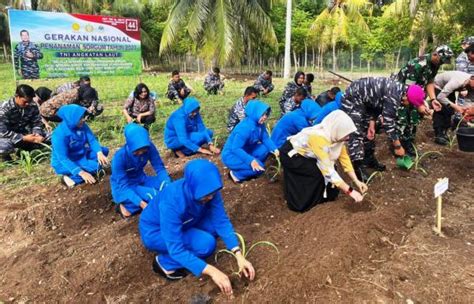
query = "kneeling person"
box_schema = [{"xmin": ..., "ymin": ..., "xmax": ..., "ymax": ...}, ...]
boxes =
[
  {"xmin": 164, "ymin": 97, "xmax": 219, "ymax": 157},
  {"xmin": 111, "ymin": 124, "xmax": 171, "ymax": 218},
  {"xmin": 280, "ymin": 110, "xmax": 367, "ymax": 212},
  {"xmin": 0, "ymin": 84, "xmax": 50, "ymax": 162},
  {"xmin": 139, "ymin": 159, "xmax": 255, "ymax": 296},
  {"xmin": 222, "ymin": 100, "xmax": 278, "ymax": 183},
  {"xmin": 51, "ymin": 104, "xmax": 109, "ymax": 188}
]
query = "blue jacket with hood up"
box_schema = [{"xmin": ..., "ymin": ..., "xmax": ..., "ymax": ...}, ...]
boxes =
[
  {"xmin": 222, "ymin": 100, "xmax": 277, "ymax": 166},
  {"xmin": 271, "ymin": 99, "xmax": 321, "ymax": 148},
  {"xmin": 164, "ymin": 97, "xmax": 211, "ymax": 152},
  {"xmin": 51, "ymin": 104, "xmax": 102, "ymax": 175},
  {"xmin": 139, "ymin": 159, "xmax": 239, "ymax": 276},
  {"xmin": 111, "ymin": 123, "xmax": 171, "ymax": 206}
]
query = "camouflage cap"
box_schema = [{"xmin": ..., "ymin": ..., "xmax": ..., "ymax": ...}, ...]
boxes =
[
  {"xmin": 435, "ymin": 45, "xmax": 454, "ymax": 63},
  {"xmin": 462, "ymin": 36, "xmax": 474, "ymax": 45}
]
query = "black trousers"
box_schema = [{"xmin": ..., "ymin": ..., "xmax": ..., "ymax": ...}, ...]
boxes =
[
  {"xmin": 280, "ymin": 141, "xmax": 339, "ymax": 212},
  {"xmin": 433, "ymin": 89, "xmax": 456, "ymax": 130}
]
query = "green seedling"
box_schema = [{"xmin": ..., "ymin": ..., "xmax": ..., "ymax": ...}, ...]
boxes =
[
  {"xmin": 411, "ymin": 143, "xmax": 443, "ymax": 176},
  {"xmin": 366, "ymin": 170, "xmax": 383, "ymax": 185},
  {"xmin": 215, "ymin": 232, "xmax": 279, "ymax": 277},
  {"xmin": 448, "ymin": 114, "xmax": 468, "ymax": 148},
  {"xmin": 265, "ymin": 155, "xmax": 281, "ymax": 182},
  {"xmin": 17, "ymin": 148, "xmax": 51, "ymax": 176},
  {"xmin": 213, "ymin": 135, "xmax": 219, "ymax": 147}
]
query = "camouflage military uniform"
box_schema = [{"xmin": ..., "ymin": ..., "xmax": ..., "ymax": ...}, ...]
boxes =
[
  {"xmin": 40, "ymin": 88, "xmax": 79, "ymax": 121},
  {"xmin": 14, "ymin": 42, "xmax": 43, "ymax": 79},
  {"xmin": 456, "ymin": 52, "xmax": 474, "ymax": 75},
  {"xmin": 395, "ymin": 54, "xmax": 439, "ymax": 86},
  {"xmin": 55, "ymin": 82, "xmax": 79, "ymax": 95},
  {"xmin": 227, "ymin": 97, "xmax": 247, "ymax": 132},
  {"xmin": 167, "ymin": 79, "xmax": 191, "ymax": 101},
  {"xmin": 204, "ymin": 72, "xmax": 224, "ymax": 94},
  {"xmin": 254, "ymin": 73, "xmax": 274, "ymax": 94},
  {"xmin": 279, "ymin": 82, "xmax": 301, "ymax": 115},
  {"xmin": 342, "ymin": 77, "xmax": 405, "ymax": 161},
  {"xmin": 392, "ymin": 54, "xmax": 440, "ymax": 148},
  {"xmin": 0, "ymin": 98, "xmax": 50, "ymax": 157}
]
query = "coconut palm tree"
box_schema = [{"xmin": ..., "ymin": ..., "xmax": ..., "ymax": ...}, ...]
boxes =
[
  {"xmin": 383, "ymin": 0, "xmax": 451, "ymax": 55},
  {"xmin": 157, "ymin": 0, "xmax": 278, "ymax": 65},
  {"xmin": 309, "ymin": 0, "xmax": 372, "ymax": 71}
]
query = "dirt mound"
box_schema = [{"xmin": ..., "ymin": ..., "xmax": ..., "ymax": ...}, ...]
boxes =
[{"xmin": 0, "ymin": 123, "xmax": 473, "ymax": 303}]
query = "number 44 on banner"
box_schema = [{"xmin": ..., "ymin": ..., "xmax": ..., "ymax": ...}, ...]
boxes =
[{"xmin": 433, "ymin": 178, "xmax": 449, "ymax": 236}]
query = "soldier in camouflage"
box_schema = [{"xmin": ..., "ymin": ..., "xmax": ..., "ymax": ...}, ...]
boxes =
[
  {"xmin": 456, "ymin": 37, "xmax": 474, "ymax": 75},
  {"xmin": 227, "ymin": 86, "xmax": 259, "ymax": 132},
  {"xmin": 395, "ymin": 107, "xmax": 421, "ymax": 156},
  {"xmin": 204, "ymin": 67, "xmax": 225, "ymax": 95},
  {"xmin": 279, "ymin": 71, "xmax": 305, "ymax": 115},
  {"xmin": 254, "ymin": 71, "xmax": 274, "ymax": 96},
  {"xmin": 167, "ymin": 70, "xmax": 192, "ymax": 102},
  {"xmin": 341, "ymin": 77, "xmax": 427, "ymax": 181},
  {"xmin": 0, "ymin": 85, "xmax": 50, "ymax": 161},
  {"xmin": 394, "ymin": 45, "xmax": 454, "ymax": 146},
  {"xmin": 14, "ymin": 30, "xmax": 43, "ymax": 79}
]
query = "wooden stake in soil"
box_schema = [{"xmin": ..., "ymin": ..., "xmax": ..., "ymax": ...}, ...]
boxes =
[{"xmin": 433, "ymin": 178, "xmax": 449, "ymax": 236}]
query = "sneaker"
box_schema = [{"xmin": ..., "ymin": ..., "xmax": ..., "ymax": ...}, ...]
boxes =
[
  {"xmin": 61, "ymin": 175, "xmax": 76, "ymax": 188},
  {"xmin": 434, "ymin": 128, "xmax": 449, "ymax": 146},
  {"xmin": 152, "ymin": 256, "xmax": 187, "ymax": 281}
]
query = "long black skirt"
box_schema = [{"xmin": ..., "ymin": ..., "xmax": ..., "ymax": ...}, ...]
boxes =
[{"xmin": 280, "ymin": 140, "xmax": 340, "ymax": 212}]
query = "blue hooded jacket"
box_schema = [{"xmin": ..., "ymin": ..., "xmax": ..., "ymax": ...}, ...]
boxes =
[
  {"xmin": 271, "ymin": 99, "xmax": 321, "ymax": 148},
  {"xmin": 164, "ymin": 97, "xmax": 211, "ymax": 152},
  {"xmin": 110, "ymin": 123, "xmax": 171, "ymax": 206},
  {"xmin": 139, "ymin": 159, "xmax": 239, "ymax": 276},
  {"xmin": 222, "ymin": 100, "xmax": 277, "ymax": 165},
  {"xmin": 314, "ymin": 92, "xmax": 343, "ymax": 124},
  {"xmin": 51, "ymin": 104, "xmax": 101, "ymax": 175}
]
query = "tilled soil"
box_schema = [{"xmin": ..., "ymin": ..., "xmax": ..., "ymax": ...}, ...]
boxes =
[{"xmin": 0, "ymin": 123, "xmax": 473, "ymax": 303}]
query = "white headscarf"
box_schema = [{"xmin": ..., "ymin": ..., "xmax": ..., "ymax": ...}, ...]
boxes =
[{"xmin": 289, "ymin": 110, "xmax": 357, "ymax": 160}]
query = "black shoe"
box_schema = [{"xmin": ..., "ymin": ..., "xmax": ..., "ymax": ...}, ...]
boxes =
[
  {"xmin": 152, "ymin": 256, "xmax": 187, "ymax": 281},
  {"xmin": 401, "ymin": 140, "xmax": 416, "ymax": 157},
  {"xmin": 434, "ymin": 128, "xmax": 448, "ymax": 146},
  {"xmin": 353, "ymin": 161, "xmax": 370, "ymax": 183},
  {"xmin": 1, "ymin": 154, "xmax": 13, "ymax": 162},
  {"xmin": 364, "ymin": 156, "xmax": 386, "ymax": 171}
]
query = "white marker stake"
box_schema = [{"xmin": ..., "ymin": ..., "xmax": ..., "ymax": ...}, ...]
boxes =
[{"xmin": 433, "ymin": 178, "xmax": 449, "ymax": 235}]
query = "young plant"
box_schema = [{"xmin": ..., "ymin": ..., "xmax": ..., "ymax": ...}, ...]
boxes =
[
  {"xmin": 215, "ymin": 232, "xmax": 279, "ymax": 277},
  {"xmin": 366, "ymin": 171, "xmax": 383, "ymax": 185},
  {"xmin": 17, "ymin": 148, "xmax": 50, "ymax": 176},
  {"xmin": 447, "ymin": 114, "xmax": 467, "ymax": 149},
  {"xmin": 265, "ymin": 155, "xmax": 281, "ymax": 182},
  {"xmin": 411, "ymin": 143, "xmax": 443, "ymax": 176}
]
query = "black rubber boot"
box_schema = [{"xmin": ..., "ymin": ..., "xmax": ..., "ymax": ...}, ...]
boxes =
[
  {"xmin": 353, "ymin": 160, "xmax": 370, "ymax": 183},
  {"xmin": 364, "ymin": 155, "xmax": 386, "ymax": 171},
  {"xmin": 434, "ymin": 128, "xmax": 448, "ymax": 146},
  {"xmin": 401, "ymin": 140, "xmax": 416, "ymax": 157}
]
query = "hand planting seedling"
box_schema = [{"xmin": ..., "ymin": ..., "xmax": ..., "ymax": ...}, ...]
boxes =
[
  {"xmin": 411, "ymin": 143, "xmax": 443, "ymax": 176},
  {"xmin": 215, "ymin": 232, "xmax": 279, "ymax": 278}
]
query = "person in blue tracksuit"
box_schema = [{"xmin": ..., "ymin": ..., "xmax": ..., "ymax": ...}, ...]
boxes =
[
  {"xmin": 271, "ymin": 99, "xmax": 321, "ymax": 148},
  {"xmin": 110, "ymin": 123, "xmax": 171, "ymax": 218},
  {"xmin": 313, "ymin": 91, "xmax": 344, "ymax": 124},
  {"xmin": 51, "ymin": 104, "xmax": 109, "ymax": 188},
  {"xmin": 164, "ymin": 97, "xmax": 220, "ymax": 158},
  {"xmin": 222, "ymin": 100, "xmax": 278, "ymax": 183},
  {"xmin": 139, "ymin": 159, "xmax": 255, "ymax": 296}
]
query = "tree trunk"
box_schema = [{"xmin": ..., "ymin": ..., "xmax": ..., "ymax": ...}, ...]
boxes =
[
  {"xmin": 350, "ymin": 46, "xmax": 354, "ymax": 74},
  {"xmin": 283, "ymin": 0, "xmax": 292, "ymax": 79},
  {"xmin": 367, "ymin": 61, "xmax": 371, "ymax": 73},
  {"xmin": 2, "ymin": 42, "xmax": 8, "ymax": 62},
  {"xmin": 418, "ymin": 37, "xmax": 428, "ymax": 56},
  {"xmin": 332, "ymin": 42, "xmax": 336, "ymax": 71},
  {"xmin": 304, "ymin": 43, "xmax": 308, "ymax": 70},
  {"xmin": 311, "ymin": 47, "xmax": 315, "ymax": 70},
  {"xmin": 396, "ymin": 46, "xmax": 402, "ymax": 69},
  {"xmin": 293, "ymin": 50, "xmax": 299, "ymax": 73}
]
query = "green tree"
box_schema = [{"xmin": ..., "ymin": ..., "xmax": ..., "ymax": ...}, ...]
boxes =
[
  {"xmin": 158, "ymin": 0, "xmax": 278, "ymax": 65},
  {"xmin": 310, "ymin": 0, "xmax": 372, "ymax": 71}
]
